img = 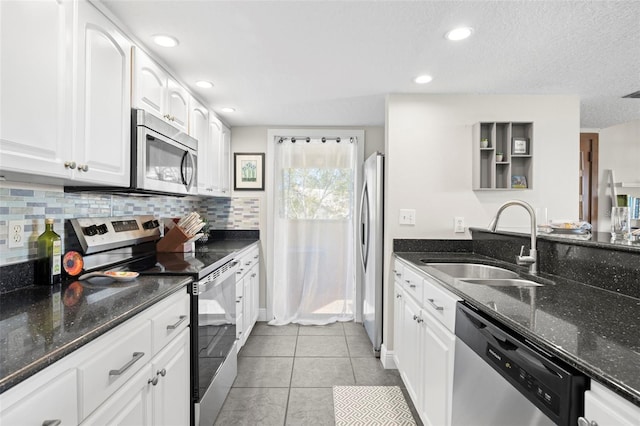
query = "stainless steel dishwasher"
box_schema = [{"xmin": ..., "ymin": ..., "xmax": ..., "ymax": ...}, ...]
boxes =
[{"xmin": 452, "ymin": 302, "xmax": 587, "ymax": 426}]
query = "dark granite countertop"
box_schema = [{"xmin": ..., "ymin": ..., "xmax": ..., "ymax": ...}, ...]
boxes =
[
  {"xmin": 0, "ymin": 275, "xmax": 191, "ymax": 394},
  {"xmin": 395, "ymin": 251, "xmax": 640, "ymax": 406}
]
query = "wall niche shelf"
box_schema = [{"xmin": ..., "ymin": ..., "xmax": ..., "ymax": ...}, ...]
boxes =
[{"xmin": 472, "ymin": 121, "xmax": 533, "ymax": 190}]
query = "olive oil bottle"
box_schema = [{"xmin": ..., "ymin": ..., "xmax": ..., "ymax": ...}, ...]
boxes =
[{"xmin": 37, "ymin": 218, "xmax": 62, "ymax": 285}]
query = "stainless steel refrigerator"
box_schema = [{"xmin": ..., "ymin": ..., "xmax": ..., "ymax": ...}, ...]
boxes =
[{"xmin": 359, "ymin": 152, "xmax": 384, "ymax": 356}]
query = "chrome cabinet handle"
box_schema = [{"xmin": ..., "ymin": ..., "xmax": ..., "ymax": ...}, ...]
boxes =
[
  {"xmin": 148, "ymin": 375, "xmax": 159, "ymax": 386},
  {"xmin": 416, "ymin": 317, "xmax": 424, "ymax": 323},
  {"xmin": 427, "ymin": 298, "xmax": 444, "ymax": 311},
  {"xmin": 395, "ymin": 272, "xmax": 402, "ymax": 277},
  {"xmin": 157, "ymin": 368, "xmax": 167, "ymax": 377},
  {"xmin": 245, "ymin": 261, "xmax": 251, "ymax": 266},
  {"xmin": 163, "ymin": 114, "xmax": 171, "ymax": 120},
  {"xmin": 109, "ymin": 352, "xmax": 144, "ymax": 376},
  {"xmin": 64, "ymin": 161, "xmax": 76, "ymax": 169},
  {"xmin": 254, "ymin": 255, "xmax": 259, "ymax": 259},
  {"xmin": 577, "ymin": 417, "xmax": 598, "ymax": 426},
  {"xmin": 409, "ymin": 284, "xmax": 416, "ymax": 288},
  {"xmin": 166, "ymin": 315, "xmax": 187, "ymax": 330},
  {"xmin": 42, "ymin": 421, "xmax": 62, "ymax": 426},
  {"xmin": 412, "ymin": 314, "xmax": 418, "ymax": 321},
  {"xmin": 396, "ymin": 294, "xmax": 402, "ymax": 299},
  {"xmin": 251, "ymin": 273, "xmax": 257, "ymax": 278}
]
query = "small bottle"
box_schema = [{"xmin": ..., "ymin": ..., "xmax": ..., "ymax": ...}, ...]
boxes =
[{"xmin": 37, "ymin": 218, "xmax": 62, "ymax": 285}]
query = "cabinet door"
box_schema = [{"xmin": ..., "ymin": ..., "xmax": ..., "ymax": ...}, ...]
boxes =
[
  {"xmin": 242, "ymin": 274, "xmax": 252, "ymax": 346},
  {"xmin": 401, "ymin": 294, "xmax": 422, "ymax": 406},
  {"xmin": 235, "ymin": 277, "xmax": 245, "ymax": 347},
  {"xmin": 132, "ymin": 46, "xmax": 166, "ymax": 120},
  {"xmin": 220, "ymin": 124, "xmax": 232, "ymax": 195},
  {"xmin": 584, "ymin": 382, "xmax": 640, "ymax": 426},
  {"xmin": 421, "ymin": 312, "xmax": 455, "ymax": 426},
  {"xmin": 0, "ymin": 0, "xmax": 72, "ymax": 179},
  {"xmin": 151, "ymin": 328, "xmax": 190, "ymax": 426},
  {"xmin": 191, "ymin": 100, "xmax": 212, "ymax": 195},
  {"xmin": 81, "ymin": 364, "xmax": 153, "ymax": 426},
  {"xmin": 166, "ymin": 78, "xmax": 189, "ymax": 133},
  {"xmin": 251, "ymin": 262, "xmax": 260, "ymax": 324},
  {"xmin": 0, "ymin": 368, "xmax": 78, "ymax": 426},
  {"xmin": 393, "ymin": 283, "xmax": 405, "ymax": 371},
  {"xmin": 74, "ymin": 1, "xmax": 131, "ymax": 186},
  {"xmin": 209, "ymin": 116, "xmax": 223, "ymax": 194}
]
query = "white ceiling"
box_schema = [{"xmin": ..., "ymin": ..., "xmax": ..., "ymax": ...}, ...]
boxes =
[{"xmin": 100, "ymin": 0, "xmax": 640, "ymax": 129}]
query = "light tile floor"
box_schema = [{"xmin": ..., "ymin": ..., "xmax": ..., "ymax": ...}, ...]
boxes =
[{"xmin": 213, "ymin": 321, "xmax": 423, "ymax": 426}]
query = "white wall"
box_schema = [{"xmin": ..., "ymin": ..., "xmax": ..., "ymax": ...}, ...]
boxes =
[
  {"xmin": 230, "ymin": 126, "xmax": 384, "ymax": 315},
  {"xmin": 383, "ymin": 94, "xmax": 580, "ymax": 350},
  {"xmin": 597, "ymin": 119, "xmax": 640, "ymax": 232}
]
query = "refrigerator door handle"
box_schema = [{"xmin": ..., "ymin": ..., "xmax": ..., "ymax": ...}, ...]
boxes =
[{"xmin": 359, "ymin": 180, "xmax": 369, "ymax": 271}]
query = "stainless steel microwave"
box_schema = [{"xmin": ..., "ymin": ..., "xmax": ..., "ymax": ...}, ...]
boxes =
[{"xmin": 131, "ymin": 108, "xmax": 198, "ymax": 196}]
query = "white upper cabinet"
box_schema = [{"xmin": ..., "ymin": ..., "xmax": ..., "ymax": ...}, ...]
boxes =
[
  {"xmin": 132, "ymin": 47, "xmax": 189, "ymax": 133},
  {"xmin": 190, "ymin": 98, "xmax": 212, "ymax": 195},
  {"xmin": 166, "ymin": 78, "xmax": 189, "ymax": 133},
  {"xmin": 0, "ymin": 0, "xmax": 73, "ymax": 180},
  {"xmin": 0, "ymin": 0, "xmax": 130, "ymax": 186},
  {"xmin": 206, "ymin": 115, "xmax": 231, "ymax": 197},
  {"xmin": 220, "ymin": 123, "xmax": 232, "ymax": 195},
  {"xmin": 74, "ymin": 0, "xmax": 131, "ymax": 186}
]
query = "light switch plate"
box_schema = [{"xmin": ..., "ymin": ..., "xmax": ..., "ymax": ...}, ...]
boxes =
[
  {"xmin": 454, "ymin": 216, "xmax": 465, "ymax": 233},
  {"xmin": 399, "ymin": 209, "xmax": 416, "ymax": 225}
]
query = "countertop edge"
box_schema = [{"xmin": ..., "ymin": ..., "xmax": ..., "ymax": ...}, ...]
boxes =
[
  {"xmin": 393, "ymin": 252, "xmax": 640, "ymax": 407},
  {"xmin": 0, "ymin": 277, "xmax": 191, "ymax": 394}
]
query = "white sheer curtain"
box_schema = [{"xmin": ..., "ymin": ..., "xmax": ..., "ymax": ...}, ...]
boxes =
[{"xmin": 269, "ymin": 138, "xmax": 356, "ymax": 325}]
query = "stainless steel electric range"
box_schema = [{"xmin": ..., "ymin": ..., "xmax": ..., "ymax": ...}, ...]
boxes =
[{"xmin": 66, "ymin": 215, "xmax": 245, "ymax": 426}]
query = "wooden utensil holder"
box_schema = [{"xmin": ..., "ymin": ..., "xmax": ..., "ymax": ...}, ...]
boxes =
[{"xmin": 156, "ymin": 225, "xmax": 191, "ymax": 253}]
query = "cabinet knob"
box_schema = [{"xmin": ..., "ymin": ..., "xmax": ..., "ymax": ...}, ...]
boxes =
[
  {"xmin": 64, "ymin": 161, "xmax": 76, "ymax": 169},
  {"xmin": 148, "ymin": 375, "xmax": 159, "ymax": 386},
  {"xmin": 78, "ymin": 164, "xmax": 89, "ymax": 172},
  {"xmin": 157, "ymin": 368, "xmax": 167, "ymax": 377},
  {"xmin": 577, "ymin": 417, "xmax": 598, "ymax": 426},
  {"xmin": 42, "ymin": 421, "xmax": 62, "ymax": 426},
  {"xmin": 396, "ymin": 294, "xmax": 402, "ymax": 299},
  {"xmin": 163, "ymin": 114, "xmax": 171, "ymax": 120}
]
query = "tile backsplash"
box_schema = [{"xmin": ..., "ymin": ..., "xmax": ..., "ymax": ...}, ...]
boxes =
[{"xmin": 0, "ymin": 182, "xmax": 259, "ymax": 265}]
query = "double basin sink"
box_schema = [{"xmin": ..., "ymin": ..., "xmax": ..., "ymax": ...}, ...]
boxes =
[{"xmin": 421, "ymin": 262, "xmax": 545, "ymax": 288}]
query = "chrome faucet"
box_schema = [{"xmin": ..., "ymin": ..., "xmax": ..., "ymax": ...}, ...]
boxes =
[{"xmin": 488, "ymin": 200, "xmax": 538, "ymax": 275}]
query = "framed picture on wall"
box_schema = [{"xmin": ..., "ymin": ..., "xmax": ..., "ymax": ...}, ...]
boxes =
[
  {"xmin": 512, "ymin": 138, "xmax": 529, "ymax": 155},
  {"xmin": 234, "ymin": 153, "xmax": 265, "ymax": 190}
]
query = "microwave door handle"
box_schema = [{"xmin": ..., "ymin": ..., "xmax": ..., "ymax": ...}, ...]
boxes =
[{"xmin": 184, "ymin": 151, "xmax": 196, "ymax": 191}]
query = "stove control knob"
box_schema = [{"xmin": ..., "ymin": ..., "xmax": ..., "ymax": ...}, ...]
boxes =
[
  {"xmin": 96, "ymin": 224, "xmax": 108, "ymax": 234},
  {"xmin": 83, "ymin": 225, "xmax": 98, "ymax": 236},
  {"xmin": 142, "ymin": 219, "xmax": 160, "ymax": 230}
]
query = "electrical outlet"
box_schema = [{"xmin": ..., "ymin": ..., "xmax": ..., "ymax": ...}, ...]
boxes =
[
  {"xmin": 454, "ymin": 216, "xmax": 465, "ymax": 233},
  {"xmin": 399, "ymin": 209, "xmax": 416, "ymax": 225},
  {"xmin": 8, "ymin": 220, "xmax": 25, "ymax": 248}
]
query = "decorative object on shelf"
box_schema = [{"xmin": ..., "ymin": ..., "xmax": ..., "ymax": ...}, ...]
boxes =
[
  {"xmin": 234, "ymin": 152, "xmax": 265, "ymax": 190},
  {"xmin": 512, "ymin": 137, "xmax": 529, "ymax": 155},
  {"xmin": 480, "ymin": 138, "xmax": 489, "ymax": 148},
  {"xmin": 611, "ymin": 206, "xmax": 630, "ymax": 240},
  {"xmin": 496, "ymin": 152, "xmax": 504, "ymax": 162},
  {"xmin": 511, "ymin": 175, "xmax": 528, "ymax": 188}
]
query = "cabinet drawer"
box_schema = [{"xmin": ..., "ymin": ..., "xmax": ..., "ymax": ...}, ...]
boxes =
[
  {"xmin": 392, "ymin": 259, "xmax": 404, "ymax": 282},
  {"xmin": 0, "ymin": 368, "xmax": 78, "ymax": 426},
  {"xmin": 151, "ymin": 291, "xmax": 190, "ymax": 354},
  {"xmin": 422, "ymin": 276, "xmax": 460, "ymax": 333},
  {"xmin": 236, "ymin": 247, "xmax": 259, "ymax": 278},
  {"xmin": 401, "ymin": 265, "xmax": 424, "ymax": 302},
  {"xmin": 79, "ymin": 321, "xmax": 152, "ymax": 418}
]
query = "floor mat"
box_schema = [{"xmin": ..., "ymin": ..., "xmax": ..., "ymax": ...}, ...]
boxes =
[{"xmin": 333, "ymin": 385, "xmax": 417, "ymax": 425}]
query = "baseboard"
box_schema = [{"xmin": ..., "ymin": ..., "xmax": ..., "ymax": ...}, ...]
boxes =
[
  {"xmin": 380, "ymin": 343, "xmax": 397, "ymax": 369},
  {"xmin": 258, "ymin": 308, "xmax": 268, "ymax": 322}
]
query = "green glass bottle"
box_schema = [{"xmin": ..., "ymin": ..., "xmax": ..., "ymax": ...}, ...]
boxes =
[{"xmin": 37, "ymin": 218, "xmax": 62, "ymax": 285}]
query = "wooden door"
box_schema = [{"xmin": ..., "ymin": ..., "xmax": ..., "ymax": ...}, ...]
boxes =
[{"xmin": 579, "ymin": 133, "xmax": 599, "ymax": 230}]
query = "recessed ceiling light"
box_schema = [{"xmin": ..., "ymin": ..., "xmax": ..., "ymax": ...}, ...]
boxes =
[
  {"xmin": 153, "ymin": 34, "xmax": 179, "ymax": 48},
  {"xmin": 445, "ymin": 27, "xmax": 473, "ymax": 41},
  {"xmin": 221, "ymin": 107, "xmax": 236, "ymax": 113},
  {"xmin": 196, "ymin": 80, "xmax": 214, "ymax": 89},
  {"xmin": 414, "ymin": 75, "xmax": 433, "ymax": 84}
]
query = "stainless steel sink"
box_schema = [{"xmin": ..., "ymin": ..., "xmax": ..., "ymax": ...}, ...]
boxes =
[
  {"xmin": 423, "ymin": 262, "xmax": 519, "ymax": 279},
  {"xmin": 460, "ymin": 279, "xmax": 544, "ymax": 287}
]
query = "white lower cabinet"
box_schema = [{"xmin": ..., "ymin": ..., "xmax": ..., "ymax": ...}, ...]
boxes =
[
  {"xmin": 235, "ymin": 245, "xmax": 260, "ymax": 349},
  {"xmin": 393, "ymin": 257, "xmax": 459, "ymax": 426},
  {"xmin": 0, "ymin": 289, "xmax": 190, "ymax": 426},
  {"xmin": 0, "ymin": 368, "xmax": 79, "ymax": 426},
  {"xmin": 582, "ymin": 381, "xmax": 640, "ymax": 426}
]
